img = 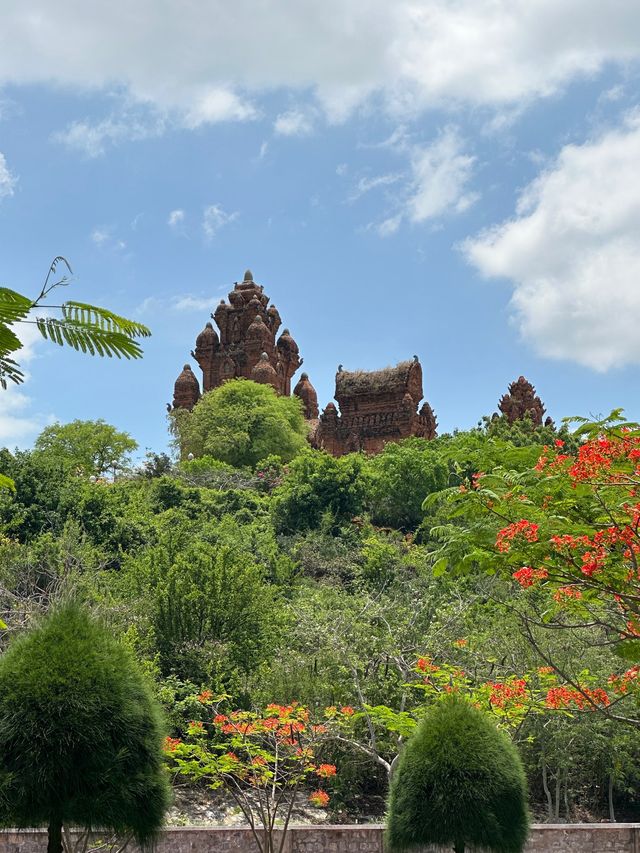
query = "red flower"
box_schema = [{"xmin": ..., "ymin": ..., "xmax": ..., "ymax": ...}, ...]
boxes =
[
  {"xmin": 512, "ymin": 567, "xmax": 548, "ymax": 588},
  {"xmin": 316, "ymin": 763, "xmax": 337, "ymax": 778},
  {"xmin": 163, "ymin": 736, "xmax": 181, "ymax": 754},
  {"xmin": 340, "ymin": 706, "xmax": 355, "ymax": 716},
  {"xmin": 308, "ymin": 790, "xmax": 330, "ymax": 807},
  {"xmin": 496, "ymin": 520, "xmax": 539, "ymax": 553}
]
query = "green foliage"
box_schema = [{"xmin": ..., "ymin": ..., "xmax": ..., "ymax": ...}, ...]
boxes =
[
  {"xmin": 386, "ymin": 698, "xmax": 529, "ymax": 853},
  {"xmin": 0, "ymin": 601, "xmax": 170, "ymax": 842},
  {"xmin": 482, "ymin": 413, "xmax": 578, "ymax": 451},
  {"xmin": 170, "ymin": 379, "xmax": 306, "ymax": 468},
  {"xmin": 34, "ymin": 418, "xmax": 137, "ymax": 476},
  {"xmin": 121, "ymin": 537, "xmax": 284, "ymax": 686},
  {"xmin": 0, "ymin": 257, "xmax": 150, "ymax": 389},
  {"xmin": 271, "ymin": 450, "xmax": 367, "ymax": 533},
  {"xmin": 365, "ymin": 439, "xmax": 447, "ymax": 529}
]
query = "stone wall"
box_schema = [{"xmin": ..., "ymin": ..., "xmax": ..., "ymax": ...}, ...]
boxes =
[{"xmin": 3, "ymin": 824, "xmax": 640, "ymax": 853}]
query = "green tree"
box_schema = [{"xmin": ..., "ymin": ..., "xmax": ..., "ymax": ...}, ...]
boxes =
[
  {"xmin": 170, "ymin": 379, "xmax": 306, "ymax": 468},
  {"xmin": 271, "ymin": 450, "xmax": 367, "ymax": 534},
  {"xmin": 0, "ymin": 601, "xmax": 170, "ymax": 853},
  {"xmin": 365, "ymin": 439, "xmax": 447, "ymax": 529},
  {"xmin": 386, "ymin": 697, "xmax": 529, "ymax": 853},
  {"xmin": 121, "ymin": 536, "xmax": 283, "ymax": 686},
  {"xmin": 34, "ymin": 419, "xmax": 137, "ymax": 476}
]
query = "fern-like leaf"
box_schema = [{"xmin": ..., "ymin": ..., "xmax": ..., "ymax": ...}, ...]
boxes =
[
  {"xmin": 62, "ymin": 302, "xmax": 151, "ymax": 339},
  {"xmin": 36, "ymin": 318, "xmax": 145, "ymax": 359},
  {"xmin": 0, "ymin": 288, "xmax": 32, "ymax": 326},
  {"xmin": 0, "ymin": 356, "xmax": 25, "ymax": 388}
]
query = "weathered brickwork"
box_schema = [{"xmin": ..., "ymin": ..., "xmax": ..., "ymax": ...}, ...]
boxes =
[
  {"xmin": 4, "ymin": 824, "xmax": 639, "ymax": 853},
  {"xmin": 313, "ymin": 360, "xmax": 437, "ymax": 456},
  {"xmin": 170, "ymin": 269, "xmax": 306, "ymax": 412},
  {"xmin": 169, "ymin": 271, "xmax": 441, "ymax": 457},
  {"xmin": 498, "ymin": 376, "xmax": 551, "ymax": 427}
]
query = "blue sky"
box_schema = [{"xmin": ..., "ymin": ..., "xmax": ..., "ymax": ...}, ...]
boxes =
[{"xmin": 2, "ymin": 1, "xmax": 640, "ymax": 456}]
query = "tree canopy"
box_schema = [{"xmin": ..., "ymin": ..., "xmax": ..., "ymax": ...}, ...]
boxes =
[
  {"xmin": 0, "ymin": 601, "xmax": 170, "ymax": 852},
  {"xmin": 386, "ymin": 697, "xmax": 529, "ymax": 853},
  {"xmin": 170, "ymin": 379, "xmax": 307, "ymax": 468},
  {"xmin": 34, "ymin": 419, "xmax": 137, "ymax": 476}
]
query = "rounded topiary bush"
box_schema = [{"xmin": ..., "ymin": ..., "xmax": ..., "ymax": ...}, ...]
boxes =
[
  {"xmin": 386, "ymin": 697, "xmax": 529, "ymax": 853},
  {"xmin": 0, "ymin": 601, "xmax": 170, "ymax": 852}
]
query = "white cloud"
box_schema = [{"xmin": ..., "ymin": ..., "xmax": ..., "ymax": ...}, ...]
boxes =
[
  {"xmin": 182, "ymin": 88, "xmax": 256, "ymax": 128},
  {"xmin": 168, "ymin": 209, "xmax": 185, "ymax": 229},
  {"xmin": 375, "ymin": 215, "xmax": 402, "ymax": 237},
  {"xmin": 90, "ymin": 226, "xmax": 126, "ymax": 251},
  {"xmin": 365, "ymin": 128, "xmax": 478, "ymax": 234},
  {"xmin": 172, "ymin": 295, "xmax": 219, "ymax": 312},
  {"xmin": 406, "ymin": 129, "xmax": 478, "ymax": 222},
  {"xmin": 53, "ymin": 112, "xmax": 166, "ymax": 157},
  {"xmin": 0, "ymin": 387, "xmax": 52, "ymax": 448},
  {"xmin": 464, "ymin": 112, "xmax": 640, "ymax": 371},
  {"xmin": 0, "ymin": 1, "xmax": 638, "ymax": 129},
  {"xmin": 349, "ymin": 172, "xmax": 402, "ymax": 202},
  {"xmin": 0, "ymin": 152, "xmax": 16, "ymax": 198},
  {"xmin": 91, "ymin": 228, "xmax": 109, "ymax": 246},
  {"xmin": 274, "ymin": 109, "xmax": 314, "ymax": 137},
  {"xmin": 202, "ymin": 204, "xmax": 238, "ymax": 241}
]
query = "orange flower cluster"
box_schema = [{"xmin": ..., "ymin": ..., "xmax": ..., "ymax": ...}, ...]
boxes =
[
  {"xmin": 545, "ymin": 686, "xmax": 610, "ymax": 710},
  {"xmin": 197, "ymin": 690, "xmax": 213, "ymax": 703},
  {"xmin": 608, "ymin": 666, "xmax": 640, "ymax": 695},
  {"xmin": 487, "ymin": 679, "xmax": 527, "ymax": 709},
  {"xmin": 315, "ymin": 763, "xmax": 337, "ymax": 778},
  {"xmin": 512, "ymin": 566, "xmax": 548, "ymax": 588},
  {"xmin": 553, "ymin": 586, "xmax": 582, "ymax": 602},
  {"xmin": 308, "ymin": 790, "xmax": 330, "ymax": 807},
  {"xmin": 496, "ymin": 520, "xmax": 539, "ymax": 553},
  {"xmin": 163, "ymin": 736, "xmax": 181, "ymax": 753}
]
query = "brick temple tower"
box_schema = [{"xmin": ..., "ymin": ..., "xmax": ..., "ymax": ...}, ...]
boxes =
[
  {"xmin": 170, "ymin": 269, "xmax": 313, "ymax": 411},
  {"xmin": 312, "ymin": 358, "xmax": 437, "ymax": 456}
]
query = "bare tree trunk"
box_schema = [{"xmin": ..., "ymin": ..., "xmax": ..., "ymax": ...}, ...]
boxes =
[
  {"xmin": 48, "ymin": 819, "xmax": 63, "ymax": 853},
  {"xmin": 608, "ymin": 774, "xmax": 616, "ymax": 822},
  {"xmin": 541, "ymin": 756, "xmax": 553, "ymax": 821},
  {"xmin": 554, "ymin": 770, "xmax": 560, "ymax": 820}
]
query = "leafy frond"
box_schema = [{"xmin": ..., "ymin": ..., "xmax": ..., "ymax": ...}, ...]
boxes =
[
  {"xmin": 36, "ymin": 317, "xmax": 145, "ymax": 359},
  {"xmin": 0, "ymin": 356, "xmax": 25, "ymax": 389},
  {"xmin": 61, "ymin": 302, "xmax": 151, "ymax": 339},
  {"xmin": 0, "ymin": 288, "xmax": 32, "ymax": 326},
  {"xmin": 0, "ymin": 324, "xmax": 23, "ymax": 358}
]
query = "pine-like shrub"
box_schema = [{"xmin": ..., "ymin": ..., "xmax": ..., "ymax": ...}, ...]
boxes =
[
  {"xmin": 386, "ymin": 697, "xmax": 529, "ymax": 853},
  {"xmin": 0, "ymin": 602, "xmax": 170, "ymax": 852}
]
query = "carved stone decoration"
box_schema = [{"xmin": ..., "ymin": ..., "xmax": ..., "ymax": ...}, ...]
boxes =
[
  {"xmin": 293, "ymin": 373, "xmax": 319, "ymax": 419},
  {"xmin": 417, "ymin": 402, "xmax": 438, "ymax": 440},
  {"xmin": 251, "ymin": 352, "xmax": 279, "ymax": 390},
  {"xmin": 313, "ymin": 358, "xmax": 437, "ymax": 456},
  {"xmin": 171, "ymin": 270, "xmax": 304, "ymax": 408},
  {"xmin": 171, "ymin": 364, "xmax": 201, "ymax": 411},
  {"xmin": 498, "ymin": 376, "xmax": 547, "ymax": 426}
]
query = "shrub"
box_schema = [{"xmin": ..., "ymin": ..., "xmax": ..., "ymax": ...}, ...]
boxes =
[
  {"xmin": 169, "ymin": 379, "xmax": 306, "ymax": 468},
  {"xmin": 0, "ymin": 601, "xmax": 170, "ymax": 852},
  {"xmin": 386, "ymin": 697, "xmax": 529, "ymax": 853},
  {"xmin": 271, "ymin": 450, "xmax": 367, "ymax": 534}
]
